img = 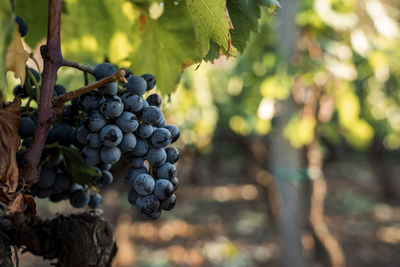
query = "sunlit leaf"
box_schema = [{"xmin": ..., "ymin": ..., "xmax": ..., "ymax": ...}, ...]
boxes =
[
  {"xmin": 0, "ymin": 0, "xmax": 14, "ymax": 92},
  {"xmin": 130, "ymin": 1, "xmax": 201, "ymax": 95},
  {"xmin": 6, "ymin": 31, "xmax": 29, "ymax": 83},
  {"xmin": 227, "ymin": 0, "xmax": 279, "ymax": 52},
  {"xmin": 186, "ymin": 0, "xmax": 231, "ymax": 57}
]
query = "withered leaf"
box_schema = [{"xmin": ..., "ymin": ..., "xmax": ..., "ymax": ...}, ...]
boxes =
[
  {"xmin": 6, "ymin": 30, "xmax": 29, "ymax": 84},
  {"xmin": 0, "ymin": 97, "xmax": 21, "ymax": 204}
]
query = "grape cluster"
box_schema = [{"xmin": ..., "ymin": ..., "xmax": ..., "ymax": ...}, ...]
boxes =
[
  {"xmin": 30, "ymin": 149, "xmax": 102, "ymax": 209},
  {"xmin": 74, "ymin": 63, "xmax": 180, "ymax": 219}
]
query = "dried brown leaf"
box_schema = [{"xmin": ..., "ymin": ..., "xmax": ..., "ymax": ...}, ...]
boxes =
[
  {"xmin": 6, "ymin": 31, "xmax": 29, "ymax": 83},
  {"xmin": 0, "ymin": 97, "xmax": 21, "ymax": 204},
  {"xmin": 23, "ymin": 194, "xmax": 36, "ymax": 215},
  {"xmin": 6, "ymin": 193, "xmax": 24, "ymax": 214}
]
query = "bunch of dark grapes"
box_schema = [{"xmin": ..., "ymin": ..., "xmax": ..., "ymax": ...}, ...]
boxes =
[
  {"xmin": 29, "ymin": 149, "xmax": 102, "ymax": 209},
  {"xmin": 74, "ymin": 63, "xmax": 180, "ymax": 219},
  {"xmin": 18, "ymin": 80, "xmax": 102, "ymax": 208}
]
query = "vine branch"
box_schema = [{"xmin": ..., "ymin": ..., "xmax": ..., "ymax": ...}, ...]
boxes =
[
  {"xmin": 61, "ymin": 59, "xmax": 95, "ymax": 76},
  {"xmin": 21, "ymin": 0, "xmax": 63, "ymax": 183}
]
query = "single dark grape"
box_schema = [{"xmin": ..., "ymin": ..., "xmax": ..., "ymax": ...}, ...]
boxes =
[
  {"xmin": 15, "ymin": 15, "xmax": 27, "ymax": 37},
  {"xmin": 69, "ymin": 190, "xmax": 90, "ymax": 208},
  {"xmin": 164, "ymin": 125, "xmax": 180, "ymax": 143},
  {"xmin": 136, "ymin": 124, "xmax": 153, "ymax": 139},
  {"xmin": 119, "ymin": 133, "xmax": 137, "ymax": 153},
  {"xmin": 99, "ymin": 95, "xmax": 124, "ymax": 118},
  {"xmin": 97, "ymin": 170, "xmax": 113, "ymax": 187},
  {"xmin": 136, "ymin": 194, "xmax": 160, "ymax": 216},
  {"xmin": 130, "ymin": 156, "xmax": 144, "ymax": 168},
  {"xmin": 100, "ymin": 146, "xmax": 121, "ymax": 164},
  {"xmin": 149, "ymin": 209, "xmax": 161, "ymax": 220},
  {"xmin": 134, "ymin": 173, "xmax": 155, "ymax": 196},
  {"xmin": 171, "ymin": 177, "xmax": 179, "ymax": 190},
  {"xmin": 13, "ymin": 85, "xmax": 28, "ymax": 98},
  {"xmin": 154, "ymin": 179, "xmax": 174, "ymax": 200},
  {"xmin": 157, "ymin": 163, "xmax": 177, "ymax": 180},
  {"xmin": 131, "ymin": 138, "xmax": 149, "ymax": 157},
  {"xmin": 125, "ymin": 75, "xmax": 147, "ymax": 96},
  {"xmin": 78, "ymin": 91, "xmax": 101, "ymax": 111},
  {"xmin": 52, "ymin": 173, "xmax": 71, "ymax": 194},
  {"xmin": 87, "ymin": 133, "xmax": 102, "ymax": 148},
  {"xmin": 116, "ymin": 112, "xmax": 139, "ymax": 133},
  {"xmin": 161, "ymin": 194, "xmax": 176, "ymax": 210},
  {"xmin": 146, "ymin": 147, "xmax": 167, "ymax": 167},
  {"xmin": 94, "ymin": 62, "xmax": 117, "ymax": 80},
  {"xmin": 146, "ymin": 94, "xmax": 161, "ymax": 107},
  {"xmin": 88, "ymin": 193, "xmax": 102, "ymax": 208},
  {"xmin": 98, "ymin": 82, "xmax": 118, "ymax": 95},
  {"xmin": 165, "ymin": 147, "xmax": 180, "ymax": 163},
  {"xmin": 100, "ymin": 125, "xmax": 123, "ymax": 147},
  {"xmin": 98, "ymin": 162, "xmax": 112, "ymax": 171},
  {"xmin": 151, "ymin": 128, "xmax": 172, "ymax": 148},
  {"xmin": 81, "ymin": 146, "xmax": 101, "ymax": 166},
  {"xmin": 76, "ymin": 126, "xmax": 90, "ymax": 145},
  {"xmin": 37, "ymin": 168, "xmax": 56, "ymax": 189},
  {"xmin": 141, "ymin": 106, "xmax": 163, "ymax": 125},
  {"xmin": 121, "ymin": 92, "xmax": 143, "ymax": 113},
  {"xmin": 53, "ymin": 124, "xmax": 73, "ymax": 146},
  {"xmin": 18, "ymin": 117, "xmax": 36, "ymax": 139},
  {"xmin": 81, "ymin": 110, "xmax": 107, "ymax": 132},
  {"xmin": 142, "ymin": 74, "xmax": 156, "ymax": 91}
]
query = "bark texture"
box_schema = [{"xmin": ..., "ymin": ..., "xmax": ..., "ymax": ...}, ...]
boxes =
[{"xmin": 0, "ymin": 212, "xmax": 116, "ymax": 267}]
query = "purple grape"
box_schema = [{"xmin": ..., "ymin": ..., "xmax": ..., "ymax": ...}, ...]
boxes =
[
  {"xmin": 82, "ymin": 110, "xmax": 107, "ymax": 132},
  {"xmin": 164, "ymin": 125, "xmax": 180, "ymax": 143},
  {"xmin": 100, "ymin": 146, "xmax": 121, "ymax": 164},
  {"xmin": 116, "ymin": 112, "xmax": 139, "ymax": 133},
  {"xmin": 99, "ymin": 95, "xmax": 124, "ymax": 118},
  {"xmin": 157, "ymin": 163, "xmax": 177, "ymax": 180},
  {"xmin": 82, "ymin": 146, "xmax": 101, "ymax": 166},
  {"xmin": 154, "ymin": 179, "xmax": 174, "ymax": 200},
  {"xmin": 100, "ymin": 125, "xmax": 123, "ymax": 147},
  {"xmin": 125, "ymin": 75, "xmax": 147, "ymax": 96},
  {"xmin": 161, "ymin": 194, "xmax": 176, "ymax": 210},
  {"xmin": 134, "ymin": 173, "xmax": 155, "ymax": 196},
  {"xmin": 146, "ymin": 147, "xmax": 166, "ymax": 166},
  {"xmin": 119, "ymin": 133, "xmax": 137, "ymax": 153},
  {"xmin": 151, "ymin": 128, "xmax": 172, "ymax": 148}
]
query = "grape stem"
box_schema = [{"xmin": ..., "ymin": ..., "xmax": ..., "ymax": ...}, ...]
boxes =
[
  {"xmin": 53, "ymin": 69, "xmax": 127, "ymax": 106},
  {"xmin": 61, "ymin": 59, "xmax": 95, "ymax": 76}
]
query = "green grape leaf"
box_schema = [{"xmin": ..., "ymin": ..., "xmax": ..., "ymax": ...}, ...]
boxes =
[
  {"xmin": 185, "ymin": 0, "xmax": 231, "ymax": 57},
  {"xmin": 0, "ymin": 0, "xmax": 14, "ymax": 92},
  {"xmin": 227, "ymin": 0, "xmax": 280, "ymax": 53},
  {"xmin": 15, "ymin": 0, "xmax": 48, "ymax": 48},
  {"xmin": 60, "ymin": 147, "xmax": 99, "ymax": 186},
  {"xmin": 130, "ymin": 1, "xmax": 202, "ymax": 95},
  {"xmin": 62, "ymin": 0, "xmax": 132, "ymax": 63}
]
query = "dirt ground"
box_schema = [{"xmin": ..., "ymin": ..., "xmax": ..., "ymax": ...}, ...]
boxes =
[{"xmin": 18, "ymin": 137, "xmax": 400, "ymax": 267}]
